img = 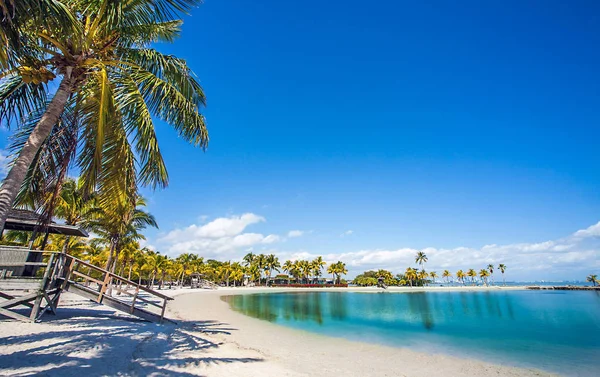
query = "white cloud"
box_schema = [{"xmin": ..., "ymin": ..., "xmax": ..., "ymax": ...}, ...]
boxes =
[
  {"xmin": 573, "ymin": 221, "xmax": 600, "ymax": 238},
  {"xmin": 341, "ymin": 230, "xmax": 353, "ymax": 237},
  {"xmin": 155, "ymin": 215, "xmax": 600, "ymax": 281},
  {"xmin": 157, "ymin": 213, "xmax": 281, "ymax": 258},
  {"xmin": 287, "ymin": 230, "xmax": 304, "ymax": 238}
]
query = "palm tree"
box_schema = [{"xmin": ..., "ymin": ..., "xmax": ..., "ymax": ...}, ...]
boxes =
[
  {"xmin": 479, "ymin": 269, "xmax": 490, "ymax": 286},
  {"xmin": 418, "ymin": 269, "xmax": 429, "ymax": 286},
  {"xmin": 456, "ymin": 270, "xmax": 466, "ymax": 286},
  {"xmin": 467, "ymin": 269, "xmax": 477, "ymax": 286},
  {"xmin": 487, "ymin": 264, "xmax": 494, "ymax": 286},
  {"xmin": 415, "ymin": 251, "xmax": 428, "ymax": 270},
  {"xmin": 311, "ymin": 256, "xmax": 326, "ymax": 284},
  {"xmin": 0, "ymin": 0, "xmax": 208, "ymax": 232},
  {"xmin": 405, "ymin": 267, "xmax": 417, "ymax": 287},
  {"xmin": 332, "ymin": 261, "xmax": 347, "ymax": 284},
  {"xmin": 429, "ymin": 271, "xmax": 438, "ymax": 285},
  {"xmin": 282, "ymin": 260, "xmax": 293, "ymax": 282},
  {"xmin": 587, "ymin": 274, "xmax": 598, "ymax": 287},
  {"xmin": 144, "ymin": 251, "xmax": 168, "ymax": 289},
  {"xmin": 498, "ymin": 264, "xmax": 507, "ymax": 286},
  {"xmin": 264, "ymin": 254, "xmax": 280, "ymax": 285},
  {"xmin": 242, "ymin": 252, "xmax": 255, "ymax": 267},
  {"xmin": 442, "ymin": 270, "xmax": 452, "ymax": 285},
  {"xmin": 53, "ymin": 177, "xmax": 98, "ymax": 254},
  {"xmin": 176, "ymin": 253, "xmax": 195, "ymax": 286},
  {"xmin": 88, "ymin": 195, "xmax": 157, "ymax": 275},
  {"xmin": 299, "ymin": 260, "xmax": 312, "ymax": 284}
]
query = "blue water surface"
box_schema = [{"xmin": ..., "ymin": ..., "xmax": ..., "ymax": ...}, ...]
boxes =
[{"xmin": 223, "ymin": 291, "xmax": 600, "ymax": 376}]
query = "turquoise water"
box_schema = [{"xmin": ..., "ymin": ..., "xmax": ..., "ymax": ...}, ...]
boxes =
[{"xmin": 223, "ymin": 291, "xmax": 600, "ymax": 376}]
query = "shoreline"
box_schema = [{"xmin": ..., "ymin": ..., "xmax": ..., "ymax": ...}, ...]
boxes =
[
  {"xmin": 0, "ymin": 286, "xmax": 560, "ymax": 376},
  {"xmin": 167, "ymin": 286, "xmax": 557, "ymax": 377}
]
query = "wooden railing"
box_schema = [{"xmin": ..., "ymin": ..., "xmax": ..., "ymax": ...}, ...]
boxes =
[
  {"xmin": 58, "ymin": 254, "xmax": 173, "ymax": 323},
  {"xmin": 0, "ymin": 248, "xmax": 173, "ymax": 323}
]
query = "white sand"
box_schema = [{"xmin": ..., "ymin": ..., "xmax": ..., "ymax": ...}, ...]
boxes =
[{"xmin": 0, "ymin": 286, "xmax": 557, "ymax": 376}]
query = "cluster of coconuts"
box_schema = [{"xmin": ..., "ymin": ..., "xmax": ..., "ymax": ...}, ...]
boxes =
[{"xmin": 18, "ymin": 66, "xmax": 56, "ymax": 84}]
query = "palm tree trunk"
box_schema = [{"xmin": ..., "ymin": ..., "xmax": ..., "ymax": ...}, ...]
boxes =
[{"xmin": 0, "ymin": 77, "xmax": 75, "ymax": 232}]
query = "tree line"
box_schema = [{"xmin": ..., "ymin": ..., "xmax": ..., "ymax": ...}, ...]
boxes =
[{"xmin": 353, "ymin": 252, "xmax": 508, "ymax": 287}]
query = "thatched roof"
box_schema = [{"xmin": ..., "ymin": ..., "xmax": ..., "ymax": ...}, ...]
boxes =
[{"xmin": 4, "ymin": 209, "xmax": 89, "ymax": 237}]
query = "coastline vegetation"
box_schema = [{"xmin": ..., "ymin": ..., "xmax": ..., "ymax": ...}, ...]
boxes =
[{"xmin": 352, "ymin": 252, "xmax": 509, "ymax": 287}]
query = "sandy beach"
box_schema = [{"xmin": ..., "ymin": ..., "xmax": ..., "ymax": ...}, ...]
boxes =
[{"xmin": 0, "ymin": 286, "xmax": 557, "ymax": 377}]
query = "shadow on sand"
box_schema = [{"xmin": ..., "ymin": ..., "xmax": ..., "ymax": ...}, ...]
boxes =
[{"xmin": 0, "ymin": 303, "xmax": 263, "ymax": 376}]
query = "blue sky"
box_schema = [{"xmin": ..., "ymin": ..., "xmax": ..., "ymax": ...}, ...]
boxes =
[{"xmin": 2, "ymin": 0, "xmax": 600, "ymax": 280}]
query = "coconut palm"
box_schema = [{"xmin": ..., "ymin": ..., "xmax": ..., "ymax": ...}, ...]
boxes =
[
  {"xmin": 429, "ymin": 271, "xmax": 438, "ymax": 284},
  {"xmin": 467, "ymin": 269, "xmax": 477, "ymax": 286},
  {"xmin": 264, "ymin": 254, "xmax": 280, "ymax": 284},
  {"xmin": 88, "ymin": 195, "xmax": 157, "ymax": 275},
  {"xmin": 442, "ymin": 270, "xmax": 452, "ymax": 285},
  {"xmin": 405, "ymin": 267, "xmax": 417, "ymax": 287},
  {"xmin": 587, "ymin": 274, "xmax": 598, "ymax": 286},
  {"xmin": 331, "ymin": 261, "xmax": 347, "ymax": 284},
  {"xmin": 311, "ymin": 256, "xmax": 326, "ymax": 283},
  {"xmin": 415, "ymin": 251, "xmax": 428, "ymax": 270},
  {"xmin": 487, "ymin": 264, "xmax": 494, "ymax": 285},
  {"xmin": 175, "ymin": 253, "xmax": 196, "ymax": 286},
  {"xmin": 299, "ymin": 260, "xmax": 312, "ymax": 284},
  {"xmin": 498, "ymin": 264, "xmax": 507, "ymax": 286},
  {"xmin": 456, "ymin": 270, "xmax": 466, "ymax": 286},
  {"xmin": 0, "ymin": 0, "xmax": 208, "ymax": 232},
  {"xmin": 479, "ymin": 269, "xmax": 490, "ymax": 286}
]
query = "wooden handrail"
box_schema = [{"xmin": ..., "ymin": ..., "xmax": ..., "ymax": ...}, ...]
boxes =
[{"xmin": 68, "ymin": 256, "xmax": 172, "ymax": 301}]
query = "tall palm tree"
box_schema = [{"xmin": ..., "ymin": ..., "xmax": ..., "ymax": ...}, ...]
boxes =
[
  {"xmin": 175, "ymin": 253, "xmax": 195, "ymax": 286},
  {"xmin": 0, "ymin": 0, "xmax": 208, "ymax": 232},
  {"xmin": 498, "ymin": 264, "xmax": 507, "ymax": 286},
  {"xmin": 299, "ymin": 260, "xmax": 311, "ymax": 284},
  {"xmin": 587, "ymin": 274, "xmax": 598, "ymax": 286},
  {"xmin": 442, "ymin": 270, "xmax": 452, "ymax": 285},
  {"xmin": 487, "ymin": 264, "xmax": 495, "ymax": 286},
  {"xmin": 415, "ymin": 251, "xmax": 428, "ymax": 270}
]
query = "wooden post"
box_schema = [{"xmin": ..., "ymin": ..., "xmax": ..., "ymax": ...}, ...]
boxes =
[
  {"xmin": 131, "ymin": 286, "xmax": 139, "ymax": 314},
  {"xmin": 98, "ymin": 271, "xmax": 112, "ymax": 303},
  {"xmin": 29, "ymin": 253, "xmax": 56, "ymax": 322},
  {"xmin": 160, "ymin": 298, "xmax": 167, "ymax": 323}
]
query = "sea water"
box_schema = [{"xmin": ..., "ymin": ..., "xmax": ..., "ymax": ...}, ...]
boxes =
[{"xmin": 223, "ymin": 290, "xmax": 600, "ymax": 376}]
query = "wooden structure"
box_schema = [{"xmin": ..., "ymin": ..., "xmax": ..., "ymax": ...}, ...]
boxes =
[
  {"xmin": 0, "ymin": 248, "xmax": 173, "ymax": 323},
  {"xmin": 0, "ymin": 210, "xmax": 173, "ymax": 323},
  {"xmin": 190, "ymin": 273, "xmax": 219, "ymax": 289}
]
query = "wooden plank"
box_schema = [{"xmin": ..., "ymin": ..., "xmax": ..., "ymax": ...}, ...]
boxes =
[
  {"xmin": 0, "ymin": 278, "xmax": 42, "ymax": 290},
  {"xmin": 0, "ymin": 262, "xmax": 48, "ymax": 267},
  {"xmin": 0, "ymin": 291, "xmax": 33, "ymax": 308},
  {"xmin": 0, "ymin": 306, "xmax": 31, "ymax": 322},
  {"xmin": 72, "ymin": 270, "xmax": 104, "ymax": 285},
  {"xmin": 0, "ymin": 292, "xmax": 39, "ymax": 310}
]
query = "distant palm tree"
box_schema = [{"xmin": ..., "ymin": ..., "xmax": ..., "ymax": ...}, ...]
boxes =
[
  {"xmin": 242, "ymin": 252, "xmax": 256, "ymax": 267},
  {"xmin": 429, "ymin": 271, "xmax": 438, "ymax": 284},
  {"xmin": 442, "ymin": 270, "xmax": 452, "ymax": 285},
  {"xmin": 265, "ymin": 254, "xmax": 280, "ymax": 284},
  {"xmin": 487, "ymin": 264, "xmax": 495, "ymax": 285},
  {"xmin": 415, "ymin": 251, "xmax": 428, "ymax": 270},
  {"xmin": 311, "ymin": 256, "xmax": 326, "ymax": 283},
  {"xmin": 456, "ymin": 270, "xmax": 465, "ymax": 285},
  {"xmin": 332, "ymin": 261, "xmax": 347, "ymax": 284},
  {"xmin": 404, "ymin": 267, "xmax": 417, "ymax": 287},
  {"xmin": 467, "ymin": 269, "xmax": 477, "ymax": 286},
  {"xmin": 498, "ymin": 264, "xmax": 507, "ymax": 286},
  {"xmin": 479, "ymin": 269, "xmax": 490, "ymax": 286},
  {"xmin": 587, "ymin": 274, "xmax": 598, "ymax": 287}
]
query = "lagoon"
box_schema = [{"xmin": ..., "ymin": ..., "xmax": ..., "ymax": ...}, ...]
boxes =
[{"xmin": 224, "ymin": 290, "xmax": 600, "ymax": 376}]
